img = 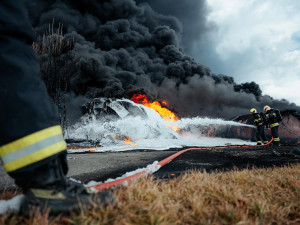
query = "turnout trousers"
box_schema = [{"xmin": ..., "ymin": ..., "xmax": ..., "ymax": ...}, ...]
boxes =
[
  {"xmin": 0, "ymin": 0, "xmax": 67, "ymax": 189},
  {"xmin": 256, "ymin": 125, "xmax": 268, "ymax": 145},
  {"xmin": 271, "ymin": 126, "xmax": 280, "ymax": 146}
]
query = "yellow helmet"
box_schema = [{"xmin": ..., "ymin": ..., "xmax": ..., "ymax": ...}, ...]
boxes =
[
  {"xmin": 263, "ymin": 105, "xmax": 271, "ymax": 112},
  {"xmin": 250, "ymin": 108, "xmax": 257, "ymax": 114}
]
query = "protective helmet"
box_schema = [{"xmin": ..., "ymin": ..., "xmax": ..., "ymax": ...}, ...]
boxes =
[
  {"xmin": 264, "ymin": 105, "xmax": 271, "ymax": 112},
  {"xmin": 250, "ymin": 108, "xmax": 257, "ymax": 114}
]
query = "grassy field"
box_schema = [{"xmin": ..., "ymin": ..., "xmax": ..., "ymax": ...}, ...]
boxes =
[{"xmin": 1, "ymin": 164, "xmax": 299, "ymax": 225}]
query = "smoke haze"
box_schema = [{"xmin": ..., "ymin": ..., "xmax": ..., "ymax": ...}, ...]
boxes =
[{"xmin": 26, "ymin": 0, "xmax": 299, "ymax": 120}]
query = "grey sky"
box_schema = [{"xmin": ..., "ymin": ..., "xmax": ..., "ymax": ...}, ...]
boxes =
[{"xmin": 202, "ymin": 0, "xmax": 300, "ymax": 105}]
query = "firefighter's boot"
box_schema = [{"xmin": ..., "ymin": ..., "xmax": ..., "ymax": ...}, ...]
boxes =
[{"xmin": 20, "ymin": 157, "xmax": 114, "ymax": 215}]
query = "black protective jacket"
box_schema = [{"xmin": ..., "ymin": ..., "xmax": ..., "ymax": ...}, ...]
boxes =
[
  {"xmin": 265, "ymin": 109, "xmax": 282, "ymax": 128},
  {"xmin": 252, "ymin": 112, "xmax": 266, "ymax": 127},
  {"xmin": 0, "ymin": 1, "xmax": 66, "ymax": 178}
]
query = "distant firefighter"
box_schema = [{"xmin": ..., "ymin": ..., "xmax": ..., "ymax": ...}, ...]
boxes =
[
  {"xmin": 263, "ymin": 105, "xmax": 282, "ymax": 146},
  {"xmin": 250, "ymin": 108, "xmax": 268, "ymax": 145}
]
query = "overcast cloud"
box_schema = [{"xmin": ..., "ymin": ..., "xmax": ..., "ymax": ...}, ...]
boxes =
[{"xmin": 196, "ymin": 0, "xmax": 300, "ymax": 105}]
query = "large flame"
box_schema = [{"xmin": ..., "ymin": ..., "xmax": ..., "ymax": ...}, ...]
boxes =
[{"xmin": 131, "ymin": 94, "xmax": 179, "ymax": 131}]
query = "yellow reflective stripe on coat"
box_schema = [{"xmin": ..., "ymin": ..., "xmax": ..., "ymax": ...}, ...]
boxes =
[
  {"xmin": 273, "ymin": 138, "xmax": 280, "ymax": 141},
  {"xmin": 0, "ymin": 125, "xmax": 66, "ymax": 172},
  {"xmin": 270, "ymin": 123, "xmax": 279, "ymax": 128}
]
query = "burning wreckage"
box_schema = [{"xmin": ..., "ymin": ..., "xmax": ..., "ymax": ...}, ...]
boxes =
[
  {"xmin": 70, "ymin": 95, "xmax": 242, "ymax": 146},
  {"xmin": 76, "ymin": 95, "xmax": 180, "ymax": 145},
  {"xmin": 66, "ymin": 95, "xmax": 300, "ymax": 148}
]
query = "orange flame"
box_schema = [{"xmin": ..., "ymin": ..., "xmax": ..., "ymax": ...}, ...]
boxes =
[
  {"xmin": 124, "ymin": 138, "xmax": 131, "ymax": 143},
  {"xmin": 124, "ymin": 138, "xmax": 137, "ymax": 146},
  {"xmin": 131, "ymin": 94, "xmax": 179, "ymax": 131},
  {"xmin": 131, "ymin": 94, "xmax": 178, "ymax": 122}
]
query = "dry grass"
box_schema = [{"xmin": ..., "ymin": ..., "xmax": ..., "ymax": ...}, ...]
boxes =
[
  {"xmin": 32, "ymin": 20, "xmax": 73, "ymax": 56},
  {"xmin": 1, "ymin": 164, "xmax": 299, "ymax": 225}
]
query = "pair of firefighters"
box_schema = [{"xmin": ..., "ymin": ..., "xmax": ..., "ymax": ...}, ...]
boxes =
[{"xmin": 250, "ymin": 106, "xmax": 282, "ymax": 146}]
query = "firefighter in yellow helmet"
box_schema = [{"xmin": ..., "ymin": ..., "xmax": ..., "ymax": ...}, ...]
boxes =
[
  {"xmin": 250, "ymin": 108, "xmax": 268, "ymax": 145},
  {"xmin": 263, "ymin": 105, "xmax": 282, "ymax": 146},
  {"xmin": 0, "ymin": 1, "xmax": 113, "ymax": 215}
]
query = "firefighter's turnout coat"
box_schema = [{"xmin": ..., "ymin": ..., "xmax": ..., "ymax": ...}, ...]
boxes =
[
  {"xmin": 265, "ymin": 109, "xmax": 282, "ymax": 145},
  {"xmin": 0, "ymin": 1, "xmax": 66, "ymax": 186},
  {"xmin": 252, "ymin": 113, "xmax": 268, "ymax": 145}
]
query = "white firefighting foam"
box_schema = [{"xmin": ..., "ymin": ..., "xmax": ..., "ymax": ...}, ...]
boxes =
[
  {"xmin": 0, "ymin": 195, "xmax": 24, "ymax": 215},
  {"xmin": 85, "ymin": 160, "xmax": 161, "ymax": 190},
  {"xmin": 66, "ymin": 99, "xmax": 255, "ymax": 152}
]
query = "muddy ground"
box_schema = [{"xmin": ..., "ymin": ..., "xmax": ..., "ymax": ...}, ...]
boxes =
[{"xmin": 0, "ymin": 144, "xmax": 299, "ymax": 191}]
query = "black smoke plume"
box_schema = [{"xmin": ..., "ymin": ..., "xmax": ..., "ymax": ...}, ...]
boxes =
[
  {"xmin": 26, "ymin": 0, "xmax": 299, "ymax": 121},
  {"xmin": 135, "ymin": 0, "xmax": 212, "ymax": 54}
]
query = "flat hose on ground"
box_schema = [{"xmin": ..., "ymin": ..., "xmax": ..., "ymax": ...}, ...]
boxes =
[{"xmin": 90, "ymin": 136, "xmax": 274, "ymax": 191}]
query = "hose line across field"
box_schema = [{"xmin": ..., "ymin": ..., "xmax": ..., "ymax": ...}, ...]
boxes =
[{"xmin": 90, "ymin": 136, "xmax": 274, "ymax": 191}]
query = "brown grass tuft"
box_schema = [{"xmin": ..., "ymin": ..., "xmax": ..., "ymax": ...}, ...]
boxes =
[{"xmin": 1, "ymin": 164, "xmax": 299, "ymax": 224}]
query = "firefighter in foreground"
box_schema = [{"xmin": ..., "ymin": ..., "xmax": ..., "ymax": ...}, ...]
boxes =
[
  {"xmin": 0, "ymin": 1, "xmax": 114, "ymax": 215},
  {"xmin": 250, "ymin": 108, "xmax": 268, "ymax": 145},
  {"xmin": 263, "ymin": 105, "xmax": 282, "ymax": 146}
]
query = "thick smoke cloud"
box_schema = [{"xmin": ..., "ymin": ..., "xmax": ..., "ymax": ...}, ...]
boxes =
[
  {"xmin": 26, "ymin": 0, "xmax": 299, "ymax": 120},
  {"xmin": 135, "ymin": 0, "xmax": 212, "ymax": 53}
]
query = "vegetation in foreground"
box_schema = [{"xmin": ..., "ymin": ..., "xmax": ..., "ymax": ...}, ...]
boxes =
[{"xmin": 1, "ymin": 164, "xmax": 299, "ymax": 225}]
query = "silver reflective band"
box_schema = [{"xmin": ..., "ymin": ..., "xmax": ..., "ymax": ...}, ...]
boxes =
[{"xmin": 1, "ymin": 134, "xmax": 64, "ymax": 164}]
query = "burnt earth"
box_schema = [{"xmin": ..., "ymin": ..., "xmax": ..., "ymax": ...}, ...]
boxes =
[
  {"xmin": 154, "ymin": 144, "xmax": 300, "ymax": 179},
  {"xmin": 70, "ymin": 144, "xmax": 300, "ymax": 183}
]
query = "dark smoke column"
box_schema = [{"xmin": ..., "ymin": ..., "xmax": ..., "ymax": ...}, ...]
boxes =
[{"xmin": 26, "ymin": 0, "xmax": 300, "ymax": 120}]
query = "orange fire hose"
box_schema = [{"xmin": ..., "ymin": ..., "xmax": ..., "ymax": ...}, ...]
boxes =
[{"xmin": 90, "ymin": 136, "xmax": 274, "ymax": 191}]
